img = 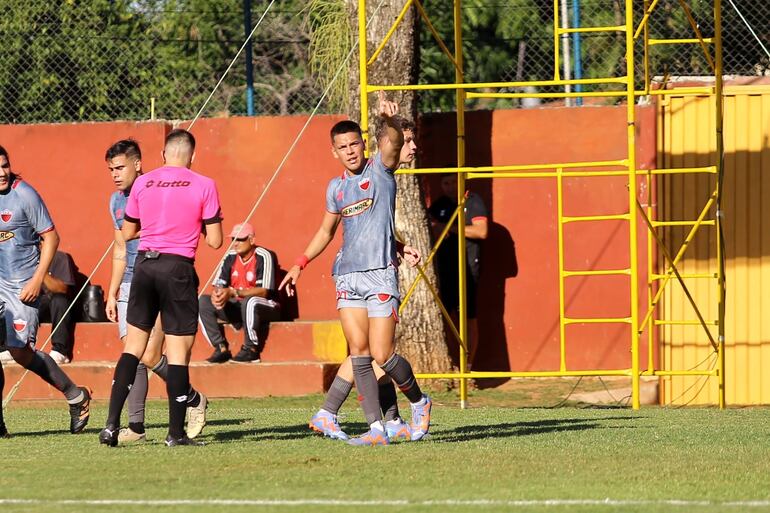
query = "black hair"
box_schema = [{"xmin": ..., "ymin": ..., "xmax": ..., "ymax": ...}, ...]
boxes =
[
  {"xmin": 105, "ymin": 139, "xmax": 142, "ymax": 161},
  {"xmin": 330, "ymin": 120, "xmax": 362, "ymax": 143},
  {"xmin": 0, "ymin": 144, "xmax": 18, "ymax": 182},
  {"xmin": 165, "ymin": 128, "xmax": 196, "ymax": 150}
]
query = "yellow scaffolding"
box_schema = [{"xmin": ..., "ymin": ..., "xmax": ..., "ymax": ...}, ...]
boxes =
[{"xmin": 359, "ymin": 0, "xmax": 726, "ymax": 409}]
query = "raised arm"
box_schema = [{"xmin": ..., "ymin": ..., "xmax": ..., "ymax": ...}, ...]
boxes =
[
  {"xmin": 279, "ymin": 211, "xmax": 341, "ymax": 296},
  {"xmin": 376, "ymin": 91, "xmax": 405, "ymax": 170}
]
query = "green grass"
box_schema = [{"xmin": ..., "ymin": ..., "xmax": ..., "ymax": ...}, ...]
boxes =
[{"xmin": 2, "ymin": 385, "xmax": 770, "ymax": 513}]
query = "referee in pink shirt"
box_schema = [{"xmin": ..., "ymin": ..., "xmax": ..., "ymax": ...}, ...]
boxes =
[{"xmin": 99, "ymin": 129, "xmax": 223, "ymax": 447}]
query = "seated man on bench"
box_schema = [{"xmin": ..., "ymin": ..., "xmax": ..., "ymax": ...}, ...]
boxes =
[{"xmin": 199, "ymin": 223, "xmax": 280, "ymax": 363}]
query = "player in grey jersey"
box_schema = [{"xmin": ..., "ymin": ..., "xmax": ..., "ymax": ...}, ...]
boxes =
[
  {"xmin": 0, "ymin": 145, "xmax": 91, "ymax": 436},
  {"xmin": 280, "ymin": 93, "xmax": 432, "ymax": 445}
]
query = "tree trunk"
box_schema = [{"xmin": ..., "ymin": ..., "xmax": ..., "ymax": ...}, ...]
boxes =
[{"xmin": 346, "ymin": 0, "xmax": 452, "ymax": 377}]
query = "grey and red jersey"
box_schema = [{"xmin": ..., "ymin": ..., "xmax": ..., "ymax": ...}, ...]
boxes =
[
  {"xmin": 0, "ymin": 177, "xmax": 55, "ymax": 284},
  {"xmin": 325, "ymin": 152, "xmax": 398, "ymax": 276}
]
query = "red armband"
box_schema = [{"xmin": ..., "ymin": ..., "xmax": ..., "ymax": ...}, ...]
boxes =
[{"xmin": 295, "ymin": 255, "xmax": 310, "ymax": 270}]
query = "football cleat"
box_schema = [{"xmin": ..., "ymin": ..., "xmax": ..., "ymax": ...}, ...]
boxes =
[
  {"xmin": 385, "ymin": 418, "xmax": 411, "ymax": 441},
  {"xmin": 309, "ymin": 410, "xmax": 349, "ymax": 441},
  {"xmin": 347, "ymin": 425, "xmax": 390, "ymax": 446},
  {"xmin": 186, "ymin": 393, "xmax": 208, "ymax": 439},
  {"xmin": 69, "ymin": 387, "xmax": 92, "ymax": 434},
  {"xmin": 409, "ymin": 395, "xmax": 432, "ymax": 441}
]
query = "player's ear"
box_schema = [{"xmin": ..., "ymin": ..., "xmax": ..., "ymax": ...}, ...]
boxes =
[
  {"xmin": 190, "ymin": 151, "xmax": 196, "ymax": 164},
  {"xmin": 161, "ymin": 150, "xmax": 167, "ymax": 164},
  {"xmin": 134, "ymin": 159, "xmax": 142, "ymax": 172},
  {"xmin": 331, "ymin": 145, "xmax": 339, "ymax": 161}
]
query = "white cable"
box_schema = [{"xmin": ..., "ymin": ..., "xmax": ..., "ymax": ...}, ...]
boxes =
[
  {"xmin": 188, "ymin": 0, "xmax": 277, "ymax": 129},
  {"xmin": 727, "ymin": 0, "xmax": 770, "ymax": 60},
  {"xmin": 198, "ymin": 0, "xmax": 390, "ymax": 293},
  {"xmin": 3, "ymin": 241, "xmax": 115, "ymax": 407}
]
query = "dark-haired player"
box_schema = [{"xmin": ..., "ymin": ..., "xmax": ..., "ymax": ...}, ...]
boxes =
[
  {"xmin": 100, "ymin": 129, "xmax": 223, "ymax": 447},
  {"xmin": 281, "ymin": 93, "xmax": 431, "ymax": 446},
  {"xmin": 0, "ymin": 145, "xmax": 91, "ymax": 437}
]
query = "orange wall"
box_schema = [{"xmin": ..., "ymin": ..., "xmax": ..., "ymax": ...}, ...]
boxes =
[{"xmin": 0, "ymin": 105, "xmax": 655, "ymax": 372}]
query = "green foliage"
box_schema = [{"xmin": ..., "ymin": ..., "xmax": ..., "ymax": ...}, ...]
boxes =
[
  {"xmin": 305, "ymin": 0, "xmax": 353, "ymax": 113},
  {"xmin": 0, "ymin": 0, "xmax": 322, "ymax": 123}
]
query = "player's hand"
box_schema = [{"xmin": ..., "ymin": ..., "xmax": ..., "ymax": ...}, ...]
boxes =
[
  {"xmin": 279, "ymin": 266, "xmax": 301, "ymax": 297},
  {"xmin": 105, "ymin": 296, "xmax": 118, "ymax": 323},
  {"xmin": 403, "ymin": 245, "xmax": 421, "ymax": 267},
  {"xmin": 377, "ymin": 90, "xmax": 399, "ymax": 118},
  {"xmin": 19, "ymin": 278, "xmax": 43, "ymax": 303},
  {"xmin": 211, "ymin": 287, "xmax": 228, "ymax": 309}
]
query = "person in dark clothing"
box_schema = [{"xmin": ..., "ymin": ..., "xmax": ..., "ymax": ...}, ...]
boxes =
[
  {"xmin": 39, "ymin": 251, "xmax": 77, "ymax": 364},
  {"xmin": 199, "ymin": 222, "xmax": 280, "ymax": 364}
]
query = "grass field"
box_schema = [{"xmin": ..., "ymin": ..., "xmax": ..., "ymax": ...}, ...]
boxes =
[{"xmin": 2, "ymin": 381, "xmax": 770, "ymax": 513}]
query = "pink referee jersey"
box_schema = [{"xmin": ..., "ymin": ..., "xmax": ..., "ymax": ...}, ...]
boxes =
[{"xmin": 124, "ymin": 166, "xmax": 222, "ymax": 259}]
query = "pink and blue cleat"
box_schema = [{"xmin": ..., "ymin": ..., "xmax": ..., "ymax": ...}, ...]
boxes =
[
  {"xmin": 309, "ymin": 410, "xmax": 349, "ymax": 441},
  {"xmin": 385, "ymin": 418, "xmax": 411, "ymax": 441},
  {"xmin": 409, "ymin": 395, "xmax": 432, "ymax": 441},
  {"xmin": 347, "ymin": 424, "xmax": 389, "ymax": 446}
]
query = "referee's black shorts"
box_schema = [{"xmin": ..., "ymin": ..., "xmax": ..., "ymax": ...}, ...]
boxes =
[{"xmin": 127, "ymin": 251, "xmax": 200, "ymax": 336}]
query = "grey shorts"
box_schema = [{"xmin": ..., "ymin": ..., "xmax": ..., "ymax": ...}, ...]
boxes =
[
  {"xmin": 117, "ymin": 281, "xmax": 131, "ymax": 340},
  {"xmin": 0, "ymin": 282, "xmax": 40, "ymax": 349},
  {"xmin": 334, "ymin": 266, "xmax": 400, "ymax": 319}
]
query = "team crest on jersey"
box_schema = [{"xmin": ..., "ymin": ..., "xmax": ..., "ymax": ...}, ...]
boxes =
[
  {"xmin": 359, "ymin": 178, "xmax": 370, "ymax": 191},
  {"xmin": 0, "ymin": 231, "xmax": 14, "ymax": 242},
  {"xmin": 13, "ymin": 319, "xmax": 27, "ymax": 333},
  {"xmin": 0, "ymin": 209, "xmax": 12, "ymax": 222},
  {"xmin": 341, "ymin": 198, "xmax": 373, "ymax": 217}
]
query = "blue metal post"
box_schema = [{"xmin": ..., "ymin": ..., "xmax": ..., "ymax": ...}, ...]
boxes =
[
  {"xmin": 571, "ymin": 0, "xmax": 583, "ymax": 106},
  {"xmin": 244, "ymin": 0, "xmax": 255, "ymax": 116}
]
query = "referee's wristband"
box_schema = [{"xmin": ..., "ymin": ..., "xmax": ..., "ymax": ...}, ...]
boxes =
[{"xmin": 295, "ymin": 255, "xmax": 309, "ymax": 270}]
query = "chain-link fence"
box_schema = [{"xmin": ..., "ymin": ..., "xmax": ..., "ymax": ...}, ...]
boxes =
[
  {"xmin": 0, "ymin": 0, "xmax": 327, "ymax": 123},
  {"xmin": 0, "ymin": 0, "xmax": 767, "ymax": 122},
  {"xmin": 418, "ymin": 0, "xmax": 769, "ymax": 111}
]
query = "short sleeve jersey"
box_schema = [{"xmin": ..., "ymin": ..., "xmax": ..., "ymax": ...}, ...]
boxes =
[
  {"xmin": 0, "ymin": 178, "xmax": 55, "ymax": 284},
  {"xmin": 109, "ymin": 189, "xmax": 140, "ymax": 284},
  {"xmin": 428, "ymin": 191, "xmax": 488, "ymax": 278},
  {"xmin": 124, "ymin": 166, "xmax": 222, "ymax": 259},
  {"xmin": 325, "ymin": 152, "xmax": 398, "ymax": 276}
]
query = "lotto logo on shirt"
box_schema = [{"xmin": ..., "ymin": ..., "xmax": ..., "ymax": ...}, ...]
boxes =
[
  {"xmin": 0, "ymin": 231, "xmax": 14, "ymax": 242},
  {"xmin": 145, "ymin": 179, "xmax": 191, "ymax": 188},
  {"xmin": 341, "ymin": 198, "xmax": 373, "ymax": 217}
]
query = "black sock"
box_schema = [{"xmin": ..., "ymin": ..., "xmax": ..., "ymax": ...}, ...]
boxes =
[
  {"xmin": 106, "ymin": 353, "xmax": 141, "ymax": 428},
  {"xmin": 351, "ymin": 355, "xmax": 381, "ymax": 425},
  {"xmin": 322, "ymin": 375, "xmax": 353, "ymax": 416},
  {"xmin": 380, "ymin": 353, "xmax": 423, "ymax": 403},
  {"xmin": 378, "ymin": 378, "xmax": 400, "ymax": 422},
  {"xmin": 186, "ymin": 386, "xmax": 201, "ymax": 408},
  {"xmin": 26, "ymin": 350, "xmax": 80, "ymax": 402},
  {"xmin": 151, "ymin": 355, "xmax": 168, "ymax": 381},
  {"xmin": 128, "ymin": 422, "xmax": 145, "ymax": 434},
  {"xmin": 166, "ymin": 365, "xmax": 189, "ymax": 439}
]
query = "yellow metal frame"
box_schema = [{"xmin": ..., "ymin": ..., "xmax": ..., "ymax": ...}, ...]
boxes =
[{"xmin": 357, "ymin": 0, "xmax": 726, "ymax": 409}]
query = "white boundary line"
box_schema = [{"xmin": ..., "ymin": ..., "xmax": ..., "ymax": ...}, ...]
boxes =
[{"xmin": 1, "ymin": 498, "xmax": 769, "ymax": 508}]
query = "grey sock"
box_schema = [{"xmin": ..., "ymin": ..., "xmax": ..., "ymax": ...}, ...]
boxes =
[
  {"xmin": 380, "ymin": 353, "xmax": 423, "ymax": 404},
  {"xmin": 322, "ymin": 375, "xmax": 353, "ymax": 416},
  {"xmin": 127, "ymin": 363, "xmax": 148, "ymax": 425},
  {"xmin": 378, "ymin": 377, "xmax": 400, "ymax": 422},
  {"xmin": 27, "ymin": 350, "xmax": 80, "ymax": 402},
  {"xmin": 151, "ymin": 354, "xmax": 168, "ymax": 381},
  {"xmin": 351, "ymin": 355, "xmax": 381, "ymax": 425}
]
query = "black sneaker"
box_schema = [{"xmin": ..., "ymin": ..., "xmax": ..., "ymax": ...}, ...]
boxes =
[
  {"xmin": 69, "ymin": 386, "xmax": 92, "ymax": 434},
  {"xmin": 165, "ymin": 434, "xmax": 205, "ymax": 447},
  {"xmin": 99, "ymin": 426, "xmax": 119, "ymax": 447},
  {"xmin": 232, "ymin": 346, "xmax": 261, "ymax": 363},
  {"xmin": 206, "ymin": 345, "xmax": 232, "ymax": 364},
  {"xmin": 0, "ymin": 423, "xmax": 10, "ymax": 438}
]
